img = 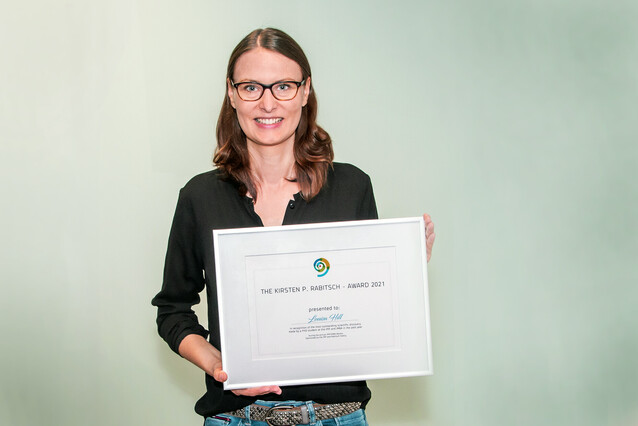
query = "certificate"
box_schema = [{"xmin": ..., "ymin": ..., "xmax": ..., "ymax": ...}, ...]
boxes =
[{"xmin": 213, "ymin": 217, "xmax": 432, "ymax": 389}]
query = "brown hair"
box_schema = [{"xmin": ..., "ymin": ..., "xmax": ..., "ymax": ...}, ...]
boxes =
[{"xmin": 213, "ymin": 28, "xmax": 333, "ymax": 201}]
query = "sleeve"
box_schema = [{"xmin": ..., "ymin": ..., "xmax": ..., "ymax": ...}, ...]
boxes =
[
  {"xmin": 357, "ymin": 173, "xmax": 379, "ymax": 220},
  {"xmin": 151, "ymin": 188, "xmax": 209, "ymax": 354}
]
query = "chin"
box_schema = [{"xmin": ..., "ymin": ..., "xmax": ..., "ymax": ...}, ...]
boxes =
[{"xmin": 248, "ymin": 133, "xmax": 296, "ymax": 148}]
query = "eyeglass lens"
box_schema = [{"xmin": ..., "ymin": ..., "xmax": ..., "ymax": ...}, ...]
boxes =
[{"xmin": 236, "ymin": 81, "xmax": 301, "ymax": 101}]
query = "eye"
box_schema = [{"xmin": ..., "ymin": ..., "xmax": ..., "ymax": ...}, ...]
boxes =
[
  {"xmin": 242, "ymin": 84, "xmax": 259, "ymax": 92},
  {"xmin": 275, "ymin": 82, "xmax": 292, "ymax": 91}
]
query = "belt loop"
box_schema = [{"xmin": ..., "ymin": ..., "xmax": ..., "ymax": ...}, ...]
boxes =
[
  {"xmin": 244, "ymin": 404, "xmax": 252, "ymax": 425},
  {"xmin": 300, "ymin": 404, "xmax": 310, "ymax": 424},
  {"xmin": 305, "ymin": 401, "xmax": 317, "ymax": 425}
]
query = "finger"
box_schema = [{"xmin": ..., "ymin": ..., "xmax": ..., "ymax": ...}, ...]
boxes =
[
  {"xmin": 426, "ymin": 220, "xmax": 434, "ymax": 234},
  {"xmin": 426, "ymin": 232, "xmax": 435, "ymax": 262},
  {"xmin": 423, "ymin": 214, "xmax": 434, "ymax": 238},
  {"xmin": 213, "ymin": 367, "xmax": 228, "ymax": 383},
  {"xmin": 231, "ymin": 386, "xmax": 282, "ymax": 397}
]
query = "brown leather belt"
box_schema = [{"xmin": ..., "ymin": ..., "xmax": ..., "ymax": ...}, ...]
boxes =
[{"xmin": 224, "ymin": 401, "xmax": 361, "ymax": 425}]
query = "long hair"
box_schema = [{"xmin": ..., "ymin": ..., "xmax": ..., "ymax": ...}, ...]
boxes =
[{"xmin": 213, "ymin": 28, "xmax": 333, "ymax": 201}]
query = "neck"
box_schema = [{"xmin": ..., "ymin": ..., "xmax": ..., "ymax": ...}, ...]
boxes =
[{"xmin": 248, "ymin": 140, "xmax": 296, "ymax": 185}]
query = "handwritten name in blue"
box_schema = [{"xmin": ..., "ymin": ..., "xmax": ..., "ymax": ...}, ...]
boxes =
[{"xmin": 308, "ymin": 313, "xmax": 344, "ymax": 323}]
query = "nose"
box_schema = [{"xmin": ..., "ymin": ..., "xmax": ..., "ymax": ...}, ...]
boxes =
[{"xmin": 259, "ymin": 87, "xmax": 277, "ymax": 112}]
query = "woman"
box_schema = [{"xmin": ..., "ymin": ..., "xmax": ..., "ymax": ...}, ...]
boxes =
[{"xmin": 152, "ymin": 28, "xmax": 435, "ymax": 425}]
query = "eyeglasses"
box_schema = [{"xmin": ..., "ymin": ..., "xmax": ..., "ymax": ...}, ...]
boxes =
[{"xmin": 230, "ymin": 79, "xmax": 306, "ymax": 101}]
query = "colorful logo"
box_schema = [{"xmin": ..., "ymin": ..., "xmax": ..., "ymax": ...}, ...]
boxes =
[{"xmin": 314, "ymin": 258, "xmax": 330, "ymax": 277}]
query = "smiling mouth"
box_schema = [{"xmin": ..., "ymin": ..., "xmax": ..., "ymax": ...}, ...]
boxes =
[{"xmin": 255, "ymin": 118, "xmax": 283, "ymax": 125}]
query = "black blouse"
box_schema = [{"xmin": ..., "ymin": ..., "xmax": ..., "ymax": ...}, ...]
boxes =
[{"xmin": 152, "ymin": 162, "xmax": 378, "ymax": 417}]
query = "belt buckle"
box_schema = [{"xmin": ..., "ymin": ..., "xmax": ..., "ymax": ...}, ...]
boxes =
[{"xmin": 264, "ymin": 404, "xmax": 296, "ymax": 426}]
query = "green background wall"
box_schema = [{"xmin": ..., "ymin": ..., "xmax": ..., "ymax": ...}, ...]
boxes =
[{"xmin": 1, "ymin": 1, "xmax": 636, "ymax": 425}]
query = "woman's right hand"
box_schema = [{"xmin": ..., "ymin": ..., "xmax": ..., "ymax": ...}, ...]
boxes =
[{"xmin": 179, "ymin": 334, "xmax": 282, "ymax": 396}]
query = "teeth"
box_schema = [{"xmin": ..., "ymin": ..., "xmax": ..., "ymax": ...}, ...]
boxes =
[{"xmin": 256, "ymin": 118, "xmax": 282, "ymax": 125}]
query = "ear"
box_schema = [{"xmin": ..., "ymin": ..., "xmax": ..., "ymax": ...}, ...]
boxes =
[
  {"xmin": 301, "ymin": 76, "xmax": 311, "ymax": 107},
  {"xmin": 227, "ymin": 78, "xmax": 236, "ymax": 109}
]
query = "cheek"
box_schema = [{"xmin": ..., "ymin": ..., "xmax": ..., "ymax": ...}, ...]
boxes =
[
  {"xmin": 284, "ymin": 100, "xmax": 304, "ymax": 119},
  {"xmin": 227, "ymin": 87, "xmax": 236, "ymax": 109},
  {"xmin": 233, "ymin": 110, "xmax": 253, "ymax": 136},
  {"xmin": 290, "ymin": 105, "xmax": 304, "ymax": 127},
  {"xmin": 234, "ymin": 105, "xmax": 252, "ymax": 125},
  {"xmin": 291, "ymin": 110, "xmax": 303, "ymax": 127}
]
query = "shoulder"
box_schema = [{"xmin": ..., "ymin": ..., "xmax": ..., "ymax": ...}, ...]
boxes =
[
  {"xmin": 330, "ymin": 162, "xmax": 372, "ymax": 185},
  {"xmin": 179, "ymin": 169, "xmax": 238, "ymax": 201},
  {"xmin": 309, "ymin": 162, "xmax": 377, "ymax": 221},
  {"xmin": 320, "ymin": 162, "xmax": 375, "ymax": 199},
  {"xmin": 327, "ymin": 162, "xmax": 374, "ymax": 193}
]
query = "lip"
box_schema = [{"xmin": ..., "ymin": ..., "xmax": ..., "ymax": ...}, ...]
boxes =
[{"xmin": 254, "ymin": 117, "xmax": 283, "ymax": 128}]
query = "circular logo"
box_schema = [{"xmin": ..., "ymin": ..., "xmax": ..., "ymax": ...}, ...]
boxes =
[{"xmin": 313, "ymin": 258, "xmax": 330, "ymax": 277}]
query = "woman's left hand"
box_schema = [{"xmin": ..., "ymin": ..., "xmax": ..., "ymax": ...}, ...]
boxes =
[{"xmin": 423, "ymin": 213, "xmax": 435, "ymax": 263}]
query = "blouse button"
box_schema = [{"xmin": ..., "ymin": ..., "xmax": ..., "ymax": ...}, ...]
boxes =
[{"xmin": 288, "ymin": 201, "xmax": 295, "ymax": 209}]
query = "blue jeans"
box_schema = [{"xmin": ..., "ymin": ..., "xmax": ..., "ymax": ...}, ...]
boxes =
[{"xmin": 204, "ymin": 400, "xmax": 368, "ymax": 426}]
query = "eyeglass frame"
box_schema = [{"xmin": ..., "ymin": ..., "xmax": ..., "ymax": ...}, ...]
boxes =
[{"xmin": 229, "ymin": 79, "xmax": 307, "ymax": 102}]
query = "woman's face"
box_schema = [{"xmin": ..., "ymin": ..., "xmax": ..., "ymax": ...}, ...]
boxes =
[{"xmin": 228, "ymin": 48, "xmax": 310, "ymax": 149}]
